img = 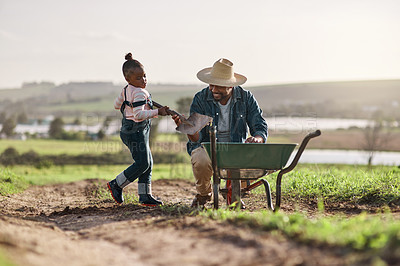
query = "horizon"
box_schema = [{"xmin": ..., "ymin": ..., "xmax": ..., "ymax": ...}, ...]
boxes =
[{"xmin": 1, "ymin": 77, "xmax": 400, "ymax": 91}]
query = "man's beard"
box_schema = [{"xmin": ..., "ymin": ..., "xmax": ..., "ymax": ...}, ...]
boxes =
[{"xmin": 213, "ymin": 93, "xmax": 228, "ymax": 102}]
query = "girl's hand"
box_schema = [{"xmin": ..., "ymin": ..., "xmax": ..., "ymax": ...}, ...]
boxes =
[{"xmin": 158, "ymin": 106, "xmax": 170, "ymax": 116}]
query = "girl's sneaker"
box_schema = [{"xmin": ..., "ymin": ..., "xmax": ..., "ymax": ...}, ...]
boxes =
[
  {"xmin": 107, "ymin": 180, "xmax": 123, "ymax": 204},
  {"xmin": 139, "ymin": 194, "xmax": 163, "ymax": 206}
]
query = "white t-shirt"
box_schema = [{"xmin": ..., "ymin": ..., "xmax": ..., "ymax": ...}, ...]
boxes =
[{"xmin": 217, "ymin": 97, "xmax": 231, "ymax": 142}]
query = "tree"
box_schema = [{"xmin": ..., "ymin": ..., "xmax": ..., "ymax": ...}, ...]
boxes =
[
  {"xmin": 149, "ymin": 119, "xmax": 159, "ymax": 143},
  {"xmin": 176, "ymin": 96, "xmax": 193, "ymax": 116},
  {"xmin": 49, "ymin": 117, "xmax": 64, "ymax": 139},
  {"xmin": 17, "ymin": 111, "xmax": 28, "ymax": 124},
  {"xmin": 0, "ymin": 112, "xmax": 6, "ymax": 124},
  {"xmin": 1, "ymin": 117, "xmax": 16, "ymax": 137},
  {"xmin": 97, "ymin": 129, "xmax": 106, "ymax": 140},
  {"xmin": 175, "ymin": 96, "xmax": 193, "ymax": 142},
  {"xmin": 361, "ymin": 120, "xmax": 391, "ymax": 166},
  {"xmin": 73, "ymin": 117, "xmax": 82, "ymax": 125},
  {"xmin": 103, "ymin": 116, "xmax": 113, "ymax": 128}
]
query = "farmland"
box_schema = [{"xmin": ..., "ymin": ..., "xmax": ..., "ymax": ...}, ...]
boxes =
[{"xmin": 1, "ymin": 161, "xmax": 400, "ymax": 265}]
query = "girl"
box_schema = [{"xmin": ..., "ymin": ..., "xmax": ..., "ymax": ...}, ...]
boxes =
[{"xmin": 107, "ymin": 53, "xmax": 169, "ymax": 206}]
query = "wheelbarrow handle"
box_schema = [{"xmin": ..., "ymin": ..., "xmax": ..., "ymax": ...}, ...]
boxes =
[
  {"xmin": 274, "ymin": 129, "xmax": 321, "ymax": 211},
  {"xmin": 282, "ymin": 129, "xmax": 321, "ymax": 175}
]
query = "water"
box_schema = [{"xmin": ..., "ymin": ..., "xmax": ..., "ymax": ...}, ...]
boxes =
[
  {"xmin": 290, "ymin": 149, "xmax": 400, "ymax": 166},
  {"xmin": 267, "ymin": 117, "xmax": 372, "ymax": 133},
  {"xmin": 157, "ymin": 116, "xmax": 376, "ymax": 134}
]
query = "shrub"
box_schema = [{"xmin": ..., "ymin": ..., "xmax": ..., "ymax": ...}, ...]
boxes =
[{"xmin": 0, "ymin": 147, "xmax": 19, "ymax": 166}]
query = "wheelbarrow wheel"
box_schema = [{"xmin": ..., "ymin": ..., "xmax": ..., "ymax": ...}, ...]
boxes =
[{"xmin": 213, "ymin": 183, "xmax": 219, "ymax": 209}]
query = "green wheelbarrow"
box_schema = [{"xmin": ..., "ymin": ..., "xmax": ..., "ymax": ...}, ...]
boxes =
[{"xmin": 203, "ymin": 127, "xmax": 321, "ymax": 211}]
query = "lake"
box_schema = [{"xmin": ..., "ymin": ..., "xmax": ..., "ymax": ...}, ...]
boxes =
[
  {"xmin": 157, "ymin": 116, "xmax": 379, "ymax": 134},
  {"xmin": 290, "ymin": 149, "xmax": 400, "ymax": 166}
]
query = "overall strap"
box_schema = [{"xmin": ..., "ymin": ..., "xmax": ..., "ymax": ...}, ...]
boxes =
[{"xmin": 120, "ymin": 85, "xmax": 153, "ymax": 114}]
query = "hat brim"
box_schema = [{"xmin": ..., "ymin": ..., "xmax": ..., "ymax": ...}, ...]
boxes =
[{"xmin": 197, "ymin": 67, "xmax": 247, "ymax": 87}]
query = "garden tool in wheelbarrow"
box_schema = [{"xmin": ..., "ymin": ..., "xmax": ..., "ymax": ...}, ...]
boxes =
[{"xmin": 153, "ymin": 101, "xmax": 213, "ymax": 135}]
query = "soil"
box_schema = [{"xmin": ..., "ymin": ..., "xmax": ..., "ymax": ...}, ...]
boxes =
[{"xmin": 0, "ymin": 178, "xmax": 398, "ymax": 266}]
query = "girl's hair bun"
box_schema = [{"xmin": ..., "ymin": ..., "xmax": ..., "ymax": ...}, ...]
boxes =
[{"xmin": 125, "ymin": 53, "xmax": 133, "ymax": 61}]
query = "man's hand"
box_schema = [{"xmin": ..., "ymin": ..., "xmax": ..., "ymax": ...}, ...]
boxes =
[
  {"xmin": 171, "ymin": 114, "xmax": 199, "ymax": 142},
  {"xmin": 157, "ymin": 106, "xmax": 170, "ymax": 116},
  {"xmin": 171, "ymin": 114, "xmax": 182, "ymax": 126},
  {"xmin": 245, "ymin": 136, "xmax": 264, "ymax": 143}
]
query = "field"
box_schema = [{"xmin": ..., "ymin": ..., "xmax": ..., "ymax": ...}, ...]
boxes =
[
  {"xmin": 1, "ymin": 135, "xmax": 400, "ymax": 265},
  {"xmin": 1, "ymin": 161, "xmax": 400, "ymax": 265}
]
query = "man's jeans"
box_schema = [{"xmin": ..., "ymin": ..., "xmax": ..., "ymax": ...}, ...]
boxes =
[
  {"xmin": 191, "ymin": 146, "xmax": 213, "ymax": 196},
  {"xmin": 120, "ymin": 121, "xmax": 153, "ymax": 184},
  {"xmin": 191, "ymin": 146, "xmax": 249, "ymax": 197}
]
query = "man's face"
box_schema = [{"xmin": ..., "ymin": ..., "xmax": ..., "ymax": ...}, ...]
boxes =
[{"xmin": 209, "ymin": 84, "xmax": 233, "ymax": 102}]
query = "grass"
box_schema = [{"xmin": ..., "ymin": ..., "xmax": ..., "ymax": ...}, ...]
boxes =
[
  {"xmin": 0, "ymin": 139, "xmax": 124, "ymax": 155},
  {"xmin": 0, "ymin": 168, "xmax": 29, "ymax": 196},
  {"xmin": 1, "ymin": 163, "xmax": 400, "ymax": 258},
  {"xmin": 201, "ymin": 208, "xmax": 400, "ymax": 257},
  {"xmin": 0, "ymin": 250, "xmax": 14, "ymax": 266},
  {"xmin": 3, "ymin": 163, "xmax": 193, "ymax": 186},
  {"xmin": 259, "ymin": 164, "xmax": 400, "ymax": 205},
  {"xmin": 0, "ymin": 135, "xmax": 184, "ymax": 155}
]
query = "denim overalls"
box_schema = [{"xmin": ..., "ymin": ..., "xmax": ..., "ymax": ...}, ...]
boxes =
[{"xmin": 119, "ymin": 85, "xmax": 154, "ymax": 185}]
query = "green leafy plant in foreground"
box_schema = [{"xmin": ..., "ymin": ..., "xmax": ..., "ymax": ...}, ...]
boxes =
[
  {"xmin": 201, "ymin": 208, "xmax": 400, "ymax": 255},
  {"xmin": 0, "ymin": 168, "xmax": 29, "ymax": 196},
  {"xmin": 263, "ymin": 165, "xmax": 400, "ymax": 205}
]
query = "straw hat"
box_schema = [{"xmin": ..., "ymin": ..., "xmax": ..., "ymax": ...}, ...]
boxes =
[{"xmin": 197, "ymin": 58, "xmax": 247, "ymax": 87}]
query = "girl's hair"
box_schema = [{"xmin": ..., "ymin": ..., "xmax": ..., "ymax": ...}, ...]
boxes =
[{"xmin": 122, "ymin": 53, "xmax": 143, "ymax": 79}]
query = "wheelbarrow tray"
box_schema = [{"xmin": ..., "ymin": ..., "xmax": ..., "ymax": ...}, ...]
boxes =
[{"xmin": 202, "ymin": 142, "xmax": 297, "ymax": 170}]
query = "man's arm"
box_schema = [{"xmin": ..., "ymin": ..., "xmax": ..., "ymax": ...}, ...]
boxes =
[
  {"xmin": 246, "ymin": 91, "xmax": 268, "ymax": 143},
  {"xmin": 172, "ymin": 115, "xmax": 200, "ymax": 142},
  {"xmin": 172, "ymin": 90, "xmax": 205, "ymax": 143}
]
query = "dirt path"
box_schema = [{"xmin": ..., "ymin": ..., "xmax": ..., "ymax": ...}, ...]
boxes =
[{"xmin": 0, "ymin": 178, "xmax": 382, "ymax": 266}]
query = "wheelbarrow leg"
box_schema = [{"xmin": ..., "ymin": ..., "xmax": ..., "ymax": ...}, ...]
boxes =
[
  {"xmin": 241, "ymin": 179, "xmax": 274, "ymax": 210},
  {"xmin": 230, "ymin": 170, "xmax": 242, "ymax": 208},
  {"xmin": 213, "ymin": 182, "xmax": 219, "ymax": 209},
  {"xmin": 209, "ymin": 123, "xmax": 220, "ymax": 209}
]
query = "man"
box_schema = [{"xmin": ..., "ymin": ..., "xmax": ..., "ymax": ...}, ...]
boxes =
[{"xmin": 172, "ymin": 58, "xmax": 268, "ymax": 207}]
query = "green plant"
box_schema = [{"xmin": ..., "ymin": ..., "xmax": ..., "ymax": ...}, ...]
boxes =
[
  {"xmin": 0, "ymin": 168, "xmax": 29, "ymax": 196},
  {"xmin": 201, "ymin": 208, "xmax": 400, "ymax": 254},
  {"xmin": 257, "ymin": 165, "xmax": 400, "ymax": 206}
]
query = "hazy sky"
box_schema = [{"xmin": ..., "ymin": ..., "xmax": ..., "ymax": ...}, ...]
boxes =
[{"xmin": 1, "ymin": 0, "xmax": 399, "ymax": 88}]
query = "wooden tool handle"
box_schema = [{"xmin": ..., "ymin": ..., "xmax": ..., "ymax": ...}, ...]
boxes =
[{"xmin": 152, "ymin": 101, "xmax": 181, "ymax": 117}]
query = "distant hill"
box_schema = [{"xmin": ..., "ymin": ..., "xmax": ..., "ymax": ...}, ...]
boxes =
[
  {"xmin": 249, "ymin": 79, "xmax": 400, "ymax": 107},
  {"xmin": 249, "ymin": 79, "xmax": 400, "ymax": 119},
  {"xmin": 0, "ymin": 80, "xmax": 399, "ymax": 119}
]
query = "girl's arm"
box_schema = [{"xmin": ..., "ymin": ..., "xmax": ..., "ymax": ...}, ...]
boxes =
[
  {"xmin": 114, "ymin": 90, "xmax": 124, "ymax": 110},
  {"xmin": 131, "ymin": 91, "xmax": 159, "ymax": 120}
]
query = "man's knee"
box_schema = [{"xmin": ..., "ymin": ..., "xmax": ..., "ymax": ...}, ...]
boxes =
[{"xmin": 191, "ymin": 147, "xmax": 212, "ymax": 171}]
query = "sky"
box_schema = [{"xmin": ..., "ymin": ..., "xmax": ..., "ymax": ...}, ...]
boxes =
[{"xmin": 0, "ymin": 0, "xmax": 400, "ymax": 88}]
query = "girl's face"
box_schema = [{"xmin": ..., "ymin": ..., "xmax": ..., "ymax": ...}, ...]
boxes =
[{"xmin": 127, "ymin": 67, "xmax": 147, "ymax": 88}]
